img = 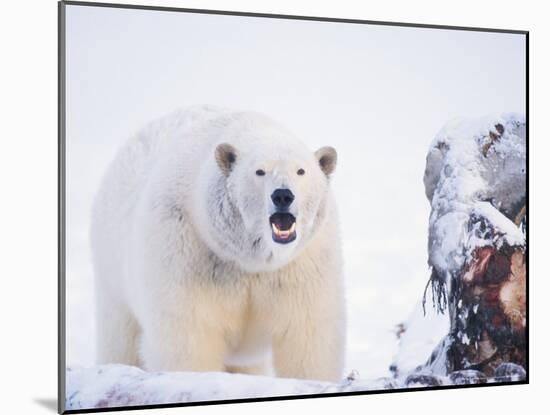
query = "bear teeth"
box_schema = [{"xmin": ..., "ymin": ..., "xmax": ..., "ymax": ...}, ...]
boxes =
[{"xmin": 271, "ymin": 222, "xmax": 296, "ymax": 239}]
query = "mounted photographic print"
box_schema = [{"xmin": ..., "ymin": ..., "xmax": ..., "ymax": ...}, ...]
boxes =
[{"xmin": 58, "ymin": 1, "xmax": 528, "ymax": 413}]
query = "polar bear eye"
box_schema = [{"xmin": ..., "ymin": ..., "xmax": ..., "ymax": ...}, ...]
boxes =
[
  {"xmin": 256, "ymin": 169, "xmax": 266, "ymax": 176},
  {"xmin": 297, "ymin": 168, "xmax": 305, "ymax": 176}
]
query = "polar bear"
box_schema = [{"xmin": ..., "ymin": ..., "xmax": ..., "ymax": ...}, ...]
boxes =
[{"xmin": 91, "ymin": 106, "xmax": 345, "ymax": 381}]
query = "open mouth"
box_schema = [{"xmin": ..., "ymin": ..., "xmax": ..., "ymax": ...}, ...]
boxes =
[{"xmin": 269, "ymin": 213, "xmax": 297, "ymax": 244}]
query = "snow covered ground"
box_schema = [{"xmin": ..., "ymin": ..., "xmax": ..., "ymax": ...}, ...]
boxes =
[
  {"xmin": 65, "ymin": 362, "xmax": 526, "ymax": 410},
  {"xmin": 63, "ymin": 3, "xmax": 525, "ymax": 408}
]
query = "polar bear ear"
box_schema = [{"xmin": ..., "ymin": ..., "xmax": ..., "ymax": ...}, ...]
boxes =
[
  {"xmin": 315, "ymin": 146, "xmax": 337, "ymax": 177},
  {"xmin": 215, "ymin": 143, "xmax": 238, "ymax": 176}
]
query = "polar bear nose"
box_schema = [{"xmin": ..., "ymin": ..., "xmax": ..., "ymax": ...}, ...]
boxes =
[{"xmin": 271, "ymin": 188, "xmax": 295, "ymax": 209}]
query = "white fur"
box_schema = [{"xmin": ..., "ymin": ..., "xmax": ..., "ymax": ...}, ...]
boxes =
[{"xmin": 91, "ymin": 106, "xmax": 346, "ymax": 381}]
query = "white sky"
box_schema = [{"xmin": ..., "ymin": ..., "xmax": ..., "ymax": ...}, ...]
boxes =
[{"xmin": 64, "ymin": 4, "xmax": 526, "ymax": 378}]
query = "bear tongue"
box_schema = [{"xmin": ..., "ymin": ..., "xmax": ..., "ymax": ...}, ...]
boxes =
[{"xmin": 271, "ymin": 214, "xmax": 295, "ymax": 231}]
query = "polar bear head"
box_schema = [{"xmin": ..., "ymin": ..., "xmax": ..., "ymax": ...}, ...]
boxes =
[{"xmin": 195, "ymin": 112, "xmax": 337, "ymax": 273}]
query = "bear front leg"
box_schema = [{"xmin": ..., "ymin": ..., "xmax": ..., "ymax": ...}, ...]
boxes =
[
  {"xmin": 271, "ymin": 285, "xmax": 346, "ymax": 382},
  {"xmin": 139, "ymin": 306, "xmax": 228, "ymax": 373},
  {"xmin": 95, "ymin": 295, "xmax": 141, "ymax": 366}
]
